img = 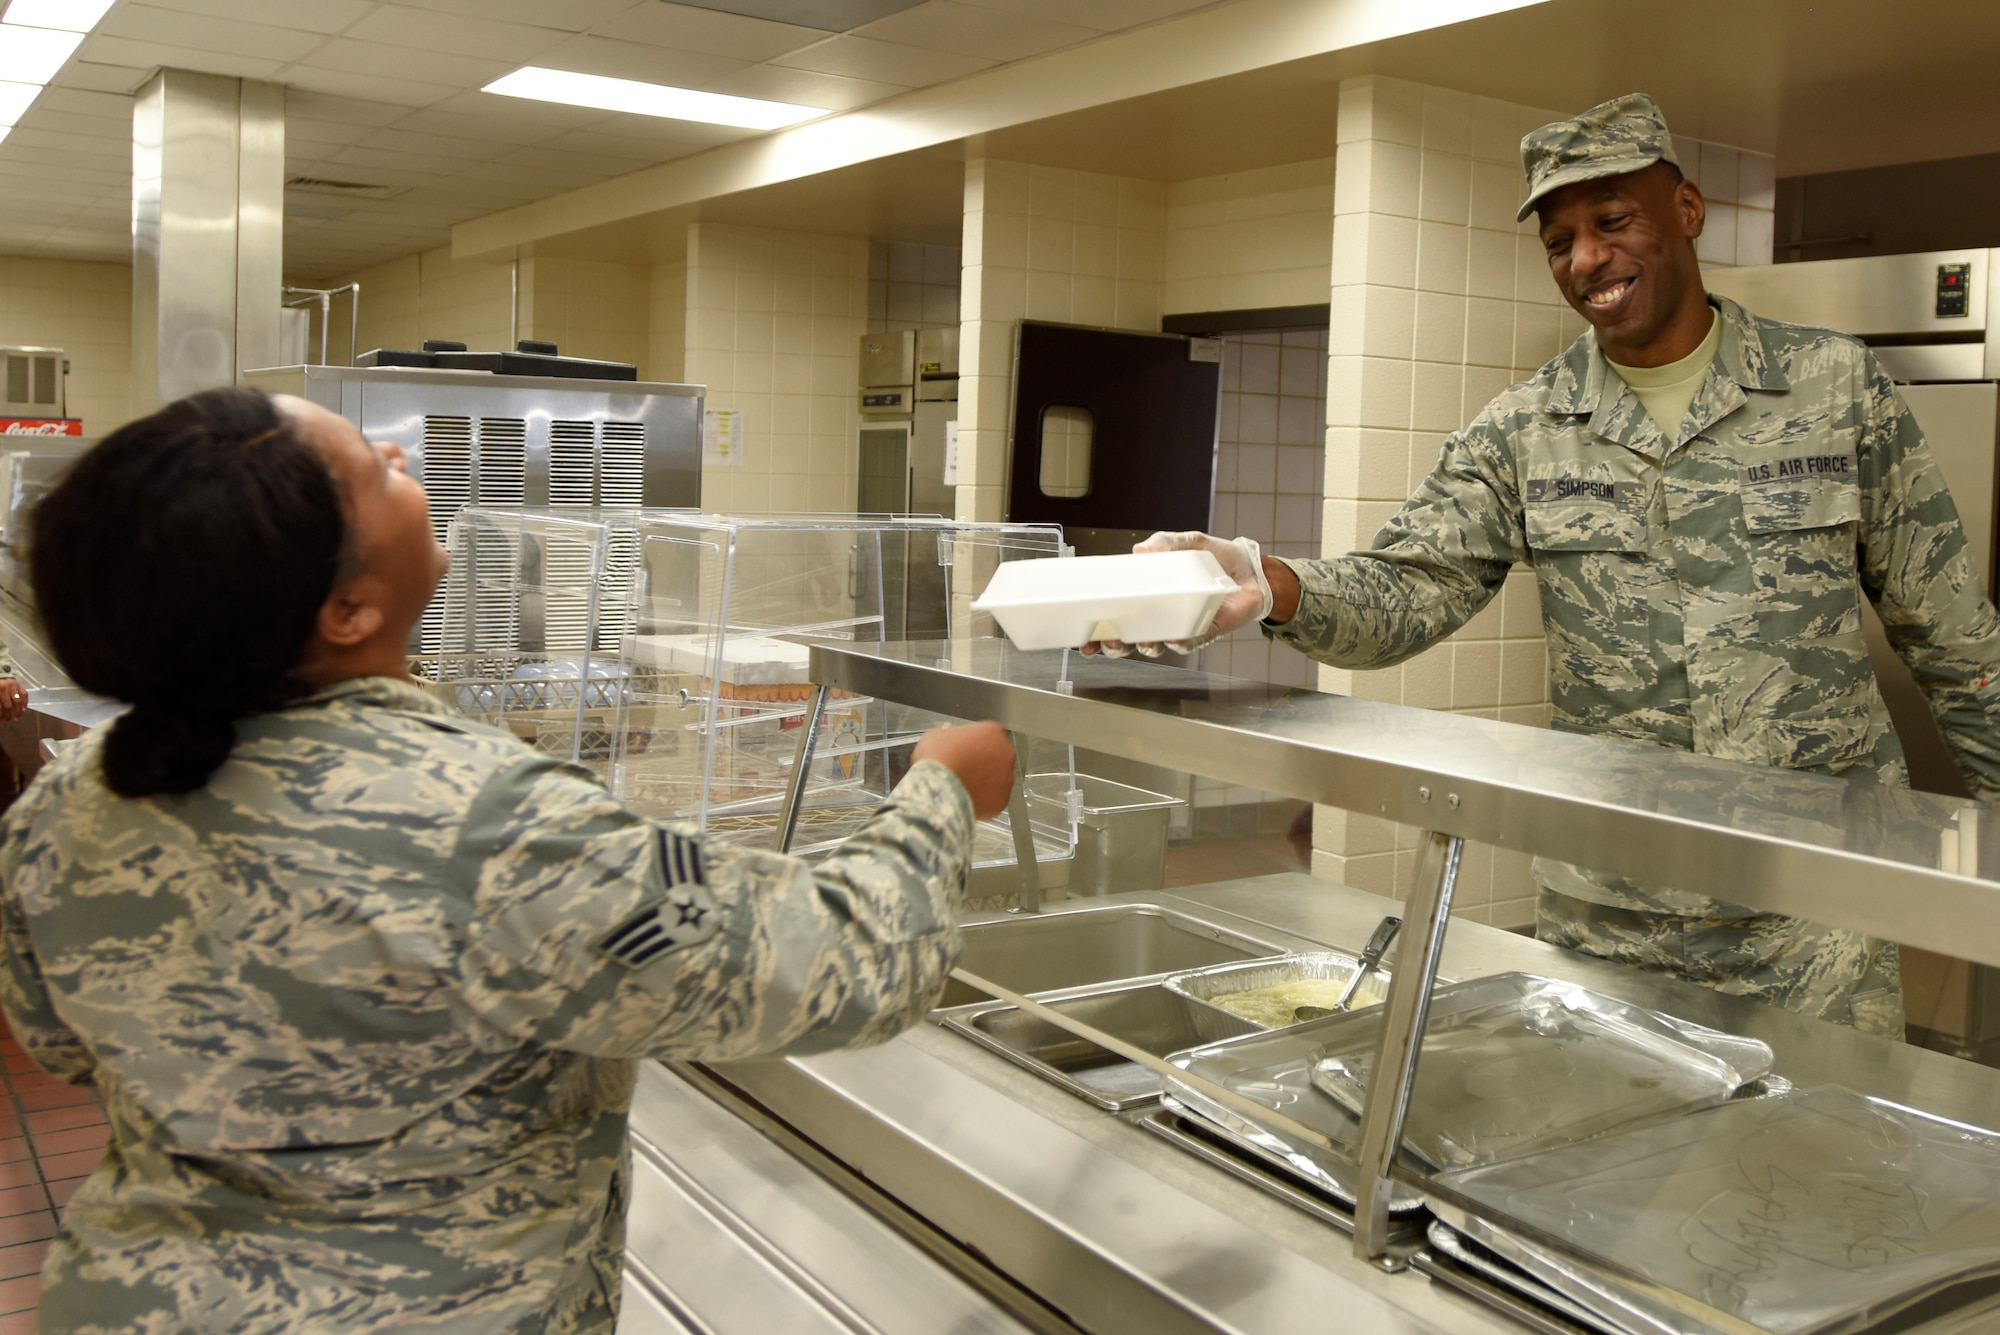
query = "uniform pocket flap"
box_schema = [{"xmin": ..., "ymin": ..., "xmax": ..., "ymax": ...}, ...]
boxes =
[
  {"xmin": 1524, "ymin": 500, "xmax": 1645, "ymax": 553},
  {"xmin": 1739, "ymin": 468, "xmax": 1861, "ymax": 534}
]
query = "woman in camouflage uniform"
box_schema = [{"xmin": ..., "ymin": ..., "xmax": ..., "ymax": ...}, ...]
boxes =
[{"xmin": 0, "ymin": 386, "xmax": 1016, "ymax": 1333}]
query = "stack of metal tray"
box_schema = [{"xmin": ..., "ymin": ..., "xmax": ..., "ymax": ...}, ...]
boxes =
[{"xmin": 1425, "ymin": 1085, "xmax": 2000, "ymax": 1335}]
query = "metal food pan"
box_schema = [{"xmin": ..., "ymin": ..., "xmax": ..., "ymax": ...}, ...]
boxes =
[{"xmin": 1162, "ymin": 951, "xmax": 1397, "ymax": 1043}]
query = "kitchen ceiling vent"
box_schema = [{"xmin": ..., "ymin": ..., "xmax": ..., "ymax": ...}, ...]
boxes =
[
  {"xmin": 285, "ymin": 176, "xmax": 408, "ymax": 201},
  {"xmin": 659, "ymin": 0, "xmax": 924, "ymax": 32}
]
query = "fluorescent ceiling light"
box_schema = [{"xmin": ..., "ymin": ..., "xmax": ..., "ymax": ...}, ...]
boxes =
[
  {"xmin": 0, "ymin": 79, "xmax": 36, "ymax": 124},
  {"xmin": 2, "ymin": 0, "xmax": 117, "ymax": 33},
  {"xmin": 0, "ymin": 22, "xmax": 80, "ymax": 82},
  {"xmin": 484, "ymin": 67, "xmax": 825, "ymax": 131}
]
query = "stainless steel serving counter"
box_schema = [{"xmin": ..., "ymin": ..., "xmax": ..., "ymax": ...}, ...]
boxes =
[{"xmin": 631, "ymin": 876, "xmax": 2000, "ymax": 1333}]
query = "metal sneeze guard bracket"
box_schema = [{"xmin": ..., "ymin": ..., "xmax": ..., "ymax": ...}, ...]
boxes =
[{"xmin": 801, "ymin": 639, "xmax": 2000, "ymax": 1271}]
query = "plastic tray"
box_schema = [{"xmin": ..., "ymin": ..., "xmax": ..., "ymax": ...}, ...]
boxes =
[
  {"xmin": 1430, "ymin": 1086, "xmax": 2000, "ymax": 1335},
  {"xmin": 1308, "ymin": 972, "xmax": 1774, "ymax": 1171},
  {"xmin": 1162, "ymin": 951, "xmax": 1395, "ymax": 1043},
  {"xmin": 970, "ymin": 550, "xmax": 1237, "ymax": 650}
]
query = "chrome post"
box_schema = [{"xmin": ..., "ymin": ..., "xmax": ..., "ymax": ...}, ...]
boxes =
[
  {"xmin": 1351, "ymin": 827, "xmax": 1462, "ymax": 1264},
  {"xmin": 776, "ymin": 684, "xmax": 828, "ymax": 853},
  {"xmin": 1005, "ymin": 732, "xmax": 1041, "ymax": 913}
]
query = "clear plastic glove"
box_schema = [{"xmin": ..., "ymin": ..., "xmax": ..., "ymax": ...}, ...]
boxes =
[{"xmin": 1081, "ymin": 532, "xmax": 1274, "ymax": 658}]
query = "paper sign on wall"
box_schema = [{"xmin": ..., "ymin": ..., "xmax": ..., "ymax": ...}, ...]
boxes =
[
  {"xmin": 942, "ymin": 420, "xmax": 960, "ymax": 487},
  {"xmin": 703, "ymin": 408, "xmax": 744, "ymax": 467}
]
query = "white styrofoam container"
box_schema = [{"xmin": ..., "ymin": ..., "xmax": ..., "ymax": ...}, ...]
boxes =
[{"xmin": 971, "ymin": 551, "xmax": 1239, "ymax": 650}]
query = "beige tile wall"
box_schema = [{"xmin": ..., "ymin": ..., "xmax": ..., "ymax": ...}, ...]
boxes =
[
  {"xmin": 685, "ymin": 221, "xmax": 869, "ymax": 516},
  {"xmin": 955, "ymin": 158, "xmax": 1167, "ymax": 523},
  {"xmin": 1164, "ymin": 158, "xmax": 1334, "ymax": 315},
  {"xmin": 868, "ymin": 240, "xmax": 960, "ymax": 332},
  {"xmin": 517, "ymin": 256, "xmax": 649, "ymax": 368},
  {"xmin": 0, "ymin": 257, "xmax": 130, "ymax": 435},
  {"xmin": 336, "ymin": 245, "xmax": 515, "ymax": 358},
  {"xmin": 1678, "ymin": 136, "xmax": 1778, "ymax": 268},
  {"xmin": 1317, "ymin": 77, "xmax": 1776, "ymax": 928},
  {"xmin": 648, "ymin": 257, "xmax": 688, "ymax": 385}
]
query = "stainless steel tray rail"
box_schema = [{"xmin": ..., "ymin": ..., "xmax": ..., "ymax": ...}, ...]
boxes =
[{"xmin": 793, "ymin": 640, "xmax": 2000, "ymax": 1268}]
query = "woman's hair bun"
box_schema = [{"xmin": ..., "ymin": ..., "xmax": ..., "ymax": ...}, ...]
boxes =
[{"xmin": 100, "ymin": 707, "xmax": 237, "ymax": 799}]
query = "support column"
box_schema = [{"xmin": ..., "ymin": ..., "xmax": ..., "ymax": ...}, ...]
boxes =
[{"xmin": 131, "ymin": 69, "xmax": 284, "ymax": 415}]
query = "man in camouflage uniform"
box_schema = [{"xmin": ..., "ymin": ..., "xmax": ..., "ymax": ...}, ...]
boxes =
[
  {"xmin": 0, "ymin": 674, "xmax": 978, "ymax": 1331},
  {"xmin": 1141, "ymin": 94, "xmax": 2000, "ymax": 1038}
]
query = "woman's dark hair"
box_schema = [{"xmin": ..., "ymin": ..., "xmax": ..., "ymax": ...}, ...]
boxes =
[{"xmin": 31, "ymin": 386, "xmax": 352, "ymax": 798}]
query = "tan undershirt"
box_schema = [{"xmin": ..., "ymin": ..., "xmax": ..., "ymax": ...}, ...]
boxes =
[{"xmin": 1606, "ymin": 309, "xmax": 1722, "ymax": 440}]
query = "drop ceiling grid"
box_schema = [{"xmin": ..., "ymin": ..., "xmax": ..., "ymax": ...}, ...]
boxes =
[{"xmin": 0, "ymin": 0, "xmax": 1222, "ymax": 273}]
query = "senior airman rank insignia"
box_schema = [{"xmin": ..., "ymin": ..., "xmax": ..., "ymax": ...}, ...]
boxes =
[{"xmin": 596, "ymin": 831, "xmax": 720, "ymax": 968}]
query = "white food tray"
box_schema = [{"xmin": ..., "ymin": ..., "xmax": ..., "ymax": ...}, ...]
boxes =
[{"xmin": 971, "ymin": 551, "xmax": 1238, "ymax": 650}]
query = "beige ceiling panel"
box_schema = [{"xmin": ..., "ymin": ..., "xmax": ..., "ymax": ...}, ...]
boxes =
[
  {"xmin": 299, "ymin": 37, "xmax": 517, "ymax": 88},
  {"xmin": 851, "ymin": 1, "xmax": 1098, "ymax": 62},
  {"xmin": 48, "ymin": 61, "xmax": 151, "ymax": 94},
  {"xmin": 76, "ymin": 34, "xmax": 286, "ymax": 80},
  {"xmin": 35, "ymin": 88, "xmax": 136, "ymax": 118},
  {"xmin": 146, "ymin": 0, "xmax": 376, "ymax": 34},
  {"xmin": 596, "ymin": 3, "xmax": 824, "ymax": 61},
  {"xmin": 771, "ymin": 33, "xmax": 995, "ymax": 85},
  {"xmin": 281, "ymin": 64, "xmax": 461, "ymax": 108},
  {"xmin": 357, "ymin": 127, "xmax": 503, "ymax": 164},
  {"xmin": 343, "ymin": 5, "xmax": 574, "ymax": 63},
  {"xmin": 391, "ymin": 0, "xmax": 643, "ymax": 32},
  {"xmin": 543, "ymin": 119, "xmax": 747, "ymax": 155},
  {"xmin": 957, "ymin": 0, "xmax": 1219, "ymax": 30},
  {"xmin": 535, "ymin": 34, "xmax": 753, "ymax": 86},
  {"xmin": 457, "ymin": 156, "xmax": 613, "ymax": 189},
  {"xmin": 98, "ymin": 4, "xmax": 329, "ymax": 61},
  {"xmin": 284, "ymin": 88, "xmax": 411, "ymax": 126},
  {"xmin": 415, "ymin": 90, "xmax": 609, "ymax": 130},
  {"xmin": 3, "ymin": 128, "xmax": 129, "ymax": 160},
  {"xmin": 700, "ymin": 62, "xmax": 903, "ymax": 111},
  {"xmin": 25, "ymin": 108, "xmax": 129, "ymax": 139},
  {"xmin": 286, "ymin": 115, "xmax": 379, "ymax": 148},
  {"xmin": 323, "ymin": 147, "xmax": 461, "ymax": 182}
]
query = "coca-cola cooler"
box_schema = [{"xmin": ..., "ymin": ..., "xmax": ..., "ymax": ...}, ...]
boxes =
[{"xmin": 0, "ymin": 345, "xmax": 80, "ymax": 438}]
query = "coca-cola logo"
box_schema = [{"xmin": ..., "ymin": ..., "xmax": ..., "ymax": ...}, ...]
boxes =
[{"xmin": 0, "ymin": 420, "xmax": 79, "ymax": 435}]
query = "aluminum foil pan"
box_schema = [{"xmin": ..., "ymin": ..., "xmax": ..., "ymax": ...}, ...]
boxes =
[
  {"xmin": 1308, "ymin": 972, "xmax": 1775, "ymax": 1172},
  {"xmin": 1162, "ymin": 951, "xmax": 1394, "ymax": 1044},
  {"xmin": 1431, "ymin": 1085, "xmax": 2000, "ymax": 1335},
  {"xmin": 1156, "ymin": 1091, "xmax": 1426, "ymax": 1215},
  {"xmin": 1425, "ymin": 1219, "xmax": 1643, "ymax": 1335}
]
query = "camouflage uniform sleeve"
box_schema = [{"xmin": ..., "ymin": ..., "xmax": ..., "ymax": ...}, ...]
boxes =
[
  {"xmin": 1857, "ymin": 354, "xmax": 2000, "ymax": 799},
  {"xmin": 0, "ymin": 794, "xmax": 91, "ymax": 1081},
  {"xmin": 452, "ymin": 756, "xmax": 973, "ymax": 1061},
  {"xmin": 1267, "ymin": 411, "xmax": 1525, "ymax": 668}
]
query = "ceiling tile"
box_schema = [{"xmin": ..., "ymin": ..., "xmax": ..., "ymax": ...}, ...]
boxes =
[
  {"xmin": 279, "ymin": 64, "xmax": 460, "ymax": 108},
  {"xmin": 321, "ymin": 147, "xmax": 457, "ymax": 183},
  {"xmin": 136, "ymin": 0, "xmax": 376, "ymax": 34},
  {"xmin": 284, "ymin": 88, "xmax": 411, "ymax": 126},
  {"xmin": 390, "ymin": 0, "xmax": 642, "ymax": 30},
  {"xmin": 533, "ymin": 33, "xmax": 752, "ymax": 85},
  {"xmin": 98, "ymin": 4, "xmax": 330, "ymax": 62},
  {"xmin": 850, "ymin": 1, "xmax": 1096, "ymax": 61},
  {"xmin": 295, "ymin": 37, "xmax": 517, "ymax": 88},
  {"xmin": 954, "ymin": 0, "xmax": 1216, "ymax": 31},
  {"xmin": 285, "ymin": 115, "xmax": 379, "ymax": 148},
  {"xmin": 593, "ymin": 4, "xmax": 823, "ymax": 61},
  {"xmin": 26, "ymin": 109, "xmax": 129, "ymax": 139},
  {"xmin": 353, "ymin": 126, "xmax": 499, "ymax": 164},
  {"xmin": 77, "ymin": 34, "xmax": 286, "ymax": 80},
  {"xmin": 668, "ymin": 0, "xmax": 924, "ymax": 30},
  {"xmin": 51, "ymin": 61, "xmax": 151, "ymax": 94},
  {"xmin": 409, "ymin": 89, "xmax": 608, "ymax": 130},
  {"xmin": 769, "ymin": 32, "xmax": 993, "ymax": 85},
  {"xmin": 698, "ymin": 62, "xmax": 900, "ymax": 109},
  {"xmin": 342, "ymin": 5, "xmax": 572, "ymax": 63},
  {"xmin": 34, "ymin": 88, "xmax": 134, "ymax": 118}
]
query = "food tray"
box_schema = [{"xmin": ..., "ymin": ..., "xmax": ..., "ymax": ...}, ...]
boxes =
[
  {"xmin": 1308, "ymin": 972, "xmax": 1774, "ymax": 1171},
  {"xmin": 1155, "ymin": 1092, "xmax": 1427, "ymax": 1216},
  {"xmin": 1430, "ymin": 1085, "xmax": 2000, "ymax": 1335},
  {"xmin": 1163, "ymin": 951, "xmax": 1396, "ymax": 1043},
  {"xmin": 1424, "ymin": 1219, "xmax": 1640, "ymax": 1335},
  {"xmin": 970, "ymin": 550, "xmax": 1237, "ymax": 650}
]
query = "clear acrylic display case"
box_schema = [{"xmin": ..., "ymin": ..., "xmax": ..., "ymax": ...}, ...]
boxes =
[{"xmin": 422, "ymin": 508, "xmax": 1075, "ymax": 897}]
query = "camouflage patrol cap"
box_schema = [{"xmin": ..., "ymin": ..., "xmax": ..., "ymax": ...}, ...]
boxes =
[{"xmin": 1517, "ymin": 93, "xmax": 1680, "ymax": 222}]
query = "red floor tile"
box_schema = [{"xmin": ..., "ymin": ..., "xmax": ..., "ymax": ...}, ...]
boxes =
[
  {"xmin": 0, "ymin": 1274, "xmax": 35, "ymax": 1315},
  {"xmin": 44, "ymin": 1179, "xmax": 85, "ymax": 1210},
  {"xmin": 0, "ymin": 1215, "xmax": 54, "ymax": 1248},
  {"xmin": 0, "ymin": 1144, "xmax": 26, "ymax": 1168},
  {"xmin": 24, "ymin": 1106, "xmax": 104, "ymax": 1137},
  {"xmin": 14, "ymin": 1085, "xmax": 94, "ymax": 1114},
  {"xmin": 0, "ymin": 1189, "xmax": 44, "ymax": 1221},
  {"xmin": 0, "ymin": 1167, "xmax": 34, "ymax": 1196},
  {"xmin": 0, "ymin": 1054, "xmax": 41, "ymax": 1076},
  {"xmin": 0, "ymin": 1243, "xmax": 46, "ymax": 1281},
  {"xmin": 36, "ymin": 1149, "xmax": 100, "ymax": 1182},
  {"xmin": 28, "ymin": 1127, "xmax": 105, "ymax": 1158},
  {"xmin": 0, "ymin": 1308, "xmax": 31, "ymax": 1334}
]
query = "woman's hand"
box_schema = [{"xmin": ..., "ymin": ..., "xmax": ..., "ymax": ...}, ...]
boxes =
[{"xmin": 912, "ymin": 721, "xmax": 1016, "ymax": 819}]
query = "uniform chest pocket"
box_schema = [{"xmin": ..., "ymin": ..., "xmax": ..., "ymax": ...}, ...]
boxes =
[
  {"xmin": 1524, "ymin": 501, "xmax": 1646, "ymax": 553},
  {"xmin": 1738, "ymin": 479, "xmax": 1863, "ymax": 639}
]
